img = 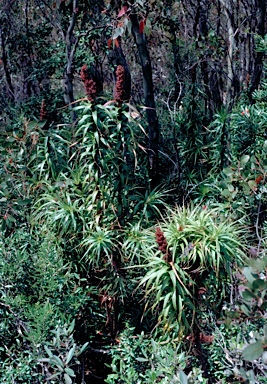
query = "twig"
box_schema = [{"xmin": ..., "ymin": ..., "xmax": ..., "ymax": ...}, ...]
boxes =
[{"xmin": 255, "ymin": 198, "xmax": 262, "ymax": 253}]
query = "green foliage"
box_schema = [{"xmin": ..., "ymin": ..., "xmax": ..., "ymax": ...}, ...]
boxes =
[
  {"xmin": 34, "ymin": 102, "xmax": 162, "ymax": 236},
  {"xmin": 200, "ymin": 321, "xmax": 267, "ymax": 383},
  {"xmin": 190, "ymin": 112, "xmax": 267, "ymax": 228},
  {"xmin": 161, "ymin": 85, "xmax": 210, "ymax": 192},
  {"xmin": 237, "ymin": 256, "xmax": 267, "ymax": 380},
  {"xmin": 38, "ymin": 320, "xmax": 89, "ymax": 384},
  {"xmin": 230, "ymin": 104, "xmax": 267, "ymax": 161},
  {"xmin": 0, "ymin": 226, "xmax": 94, "ymax": 383},
  {"xmin": 0, "ymin": 349, "xmax": 42, "ymax": 384},
  {"xmin": 207, "ymin": 108, "xmax": 230, "ymax": 171},
  {"xmin": 140, "ymin": 204, "xmax": 245, "ymax": 333},
  {"xmin": 3, "ymin": 2, "xmax": 267, "ymax": 383},
  {"xmin": 106, "ymin": 326, "xmax": 208, "ymax": 384},
  {"xmin": 32, "ymin": 101, "xmax": 169, "ymax": 310}
]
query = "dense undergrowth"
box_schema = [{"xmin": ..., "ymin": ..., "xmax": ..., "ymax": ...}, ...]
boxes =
[
  {"xmin": 1, "ymin": 91, "xmax": 267, "ymax": 384},
  {"xmin": 1, "ymin": 27, "xmax": 267, "ymax": 384}
]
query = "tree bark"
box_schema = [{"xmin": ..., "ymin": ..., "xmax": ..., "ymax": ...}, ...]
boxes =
[
  {"xmin": 63, "ymin": 0, "xmax": 79, "ymax": 123},
  {"xmin": 248, "ymin": 0, "xmax": 267, "ymax": 101},
  {"xmin": 0, "ymin": 23, "xmax": 14, "ymax": 101},
  {"xmin": 219, "ymin": 0, "xmax": 236, "ymax": 108},
  {"xmin": 130, "ymin": 13, "xmax": 159, "ymax": 189}
]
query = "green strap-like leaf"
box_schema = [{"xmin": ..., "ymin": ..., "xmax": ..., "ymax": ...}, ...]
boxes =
[{"xmin": 66, "ymin": 344, "xmax": 76, "ymax": 365}]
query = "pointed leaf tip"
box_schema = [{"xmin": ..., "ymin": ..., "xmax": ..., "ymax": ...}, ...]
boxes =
[
  {"xmin": 139, "ymin": 20, "xmax": 145, "ymax": 34},
  {"xmin": 117, "ymin": 6, "xmax": 128, "ymax": 18}
]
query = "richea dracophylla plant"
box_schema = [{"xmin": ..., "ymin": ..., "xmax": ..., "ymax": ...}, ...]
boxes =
[
  {"xmin": 32, "ymin": 99, "xmax": 169, "ymax": 339},
  {"xmin": 34, "ymin": 100, "xmax": 166, "ymax": 237},
  {"xmin": 139, "ymin": 204, "xmax": 246, "ymax": 337},
  {"xmin": 106, "ymin": 205, "xmax": 248, "ymax": 383}
]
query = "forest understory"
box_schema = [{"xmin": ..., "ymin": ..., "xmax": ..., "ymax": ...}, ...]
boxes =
[{"xmin": 1, "ymin": 1, "xmax": 267, "ymax": 383}]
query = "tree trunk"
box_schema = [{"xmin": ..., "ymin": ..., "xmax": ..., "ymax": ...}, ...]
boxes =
[
  {"xmin": 248, "ymin": 0, "xmax": 267, "ymax": 101},
  {"xmin": 130, "ymin": 13, "xmax": 159, "ymax": 189},
  {"xmin": 220, "ymin": 0, "xmax": 236, "ymax": 108},
  {"xmin": 0, "ymin": 23, "xmax": 14, "ymax": 101},
  {"xmin": 63, "ymin": 0, "xmax": 79, "ymax": 123}
]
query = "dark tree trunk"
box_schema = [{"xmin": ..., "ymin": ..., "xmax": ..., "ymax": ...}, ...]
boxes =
[
  {"xmin": 198, "ymin": 0, "xmax": 212, "ymax": 116},
  {"xmin": 23, "ymin": 0, "xmax": 32, "ymax": 99},
  {"xmin": 248, "ymin": 0, "xmax": 267, "ymax": 101},
  {"xmin": 62, "ymin": 0, "xmax": 79, "ymax": 123},
  {"xmin": 130, "ymin": 13, "xmax": 159, "ymax": 189},
  {"xmin": 0, "ymin": 23, "xmax": 14, "ymax": 101}
]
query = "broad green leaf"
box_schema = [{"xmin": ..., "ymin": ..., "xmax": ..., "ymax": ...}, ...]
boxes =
[
  {"xmin": 113, "ymin": 27, "xmax": 124, "ymax": 39},
  {"xmin": 46, "ymin": 372, "xmax": 61, "ymax": 380},
  {"xmin": 66, "ymin": 344, "xmax": 76, "ymax": 365},
  {"xmin": 65, "ymin": 368, "xmax": 75, "ymax": 377},
  {"xmin": 242, "ymin": 341, "xmax": 264, "ymax": 361},
  {"xmin": 64, "ymin": 373, "xmax": 73, "ymax": 384},
  {"xmin": 248, "ymin": 180, "xmax": 257, "ymax": 190},
  {"xmin": 38, "ymin": 358, "xmax": 50, "ymax": 363},
  {"xmin": 149, "ymin": 371, "xmax": 157, "ymax": 381},
  {"xmin": 151, "ymin": 339, "xmax": 157, "ymax": 352},
  {"xmin": 68, "ymin": 319, "xmax": 75, "ymax": 333},
  {"xmin": 241, "ymin": 289, "xmax": 258, "ymax": 300},
  {"xmin": 51, "ymin": 355, "xmax": 64, "ymax": 369},
  {"xmin": 252, "ymin": 278, "xmax": 267, "ymax": 290},
  {"xmin": 44, "ymin": 345, "xmax": 53, "ymax": 358},
  {"xmin": 77, "ymin": 342, "xmax": 89, "ymax": 356},
  {"xmin": 125, "ymin": 18, "xmax": 132, "ymax": 35},
  {"xmin": 243, "ymin": 267, "xmax": 256, "ymax": 284},
  {"xmin": 179, "ymin": 370, "xmax": 188, "ymax": 384},
  {"xmin": 223, "ymin": 167, "xmax": 233, "ymax": 176},
  {"xmin": 240, "ymin": 304, "xmax": 250, "ymax": 316},
  {"xmin": 240, "ymin": 155, "xmax": 250, "ymax": 165},
  {"xmin": 221, "ymin": 189, "xmax": 231, "ymax": 197}
]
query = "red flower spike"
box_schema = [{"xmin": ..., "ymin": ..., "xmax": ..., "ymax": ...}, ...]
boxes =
[
  {"xmin": 155, "ymin": 227, "xmax": 172, "ymax": 263},
  {"xmin": 114, "ymin": 65, "xmax": 125, "ymax": 103},
  {"xmin": 80, "ymin": 65, "xmax": 97, "ymax": 102},
  {"xmin": 40, "ymin": 99, "xmax": 48, "ymax": 121}
]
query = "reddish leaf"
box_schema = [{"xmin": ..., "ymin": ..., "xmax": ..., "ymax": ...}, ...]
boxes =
[
  {"xmin": 107, "ymin": 38, "xmax": 112, "ymax": 49},
  {"xmin": 255, "ymin": 175, "xmax": 264, "ymax": 184},
  {"xmin": 139, "ymin": 20, "xmax": 145, "ymax": 34},
  {"xmin": 117, "ymin": 6, "xmax": 128, "ymax": 18},
  {"xmin": 114, "ymin": 38, "xmax": 120, "ymax": 48}
]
